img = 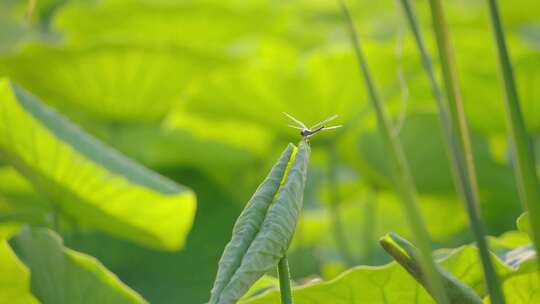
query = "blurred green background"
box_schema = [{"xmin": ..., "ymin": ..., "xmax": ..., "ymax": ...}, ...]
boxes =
[{"xmin": 0, "ymin": 0, "xmax": 539, "ymax": 303}]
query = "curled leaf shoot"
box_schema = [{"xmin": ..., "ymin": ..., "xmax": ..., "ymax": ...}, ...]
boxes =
[
  {"xmin": 380, "ymin": 233, "xmax": 483, "ymax": 304},
  {"xmin": 210, "ymin": 140, "xmax": 310, "ymax": 304}
]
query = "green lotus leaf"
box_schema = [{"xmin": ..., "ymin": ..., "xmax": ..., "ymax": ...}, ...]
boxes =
[
  {"xmin": 183, "ymin": 44, "xmax": 368, "ymax": 142},
  {"xmin": 53, "ymin": 0, "xmax": 288, "ymax": 50},
  {"xmin": 0, "ymin": 238, "xmax": 38, "ymax": 304},
  {"xmin": 0, "ymin": 44, "xmax": 222, "ymax": 122},
  {"xmin": 12, "ymin": 226, "xmax": 146, "ymax": 304},
  {"xmin": 241, "ymin": 241, "xmax": 516, "ymax": 304},
  {"xmin": 113, "ymin": 112, "xmax": 273, "ymax": 170},
  {"xmin": 486, "ymin": 272, "xmax": 539, "ymax": 303},
  {"xmin": 0, "ymin": 79, "xmax": 196, "ymax": 250},
  {"xmin": 289, "ymin": 191, "xmax": 470, "ymax": 264},
  {"xmin": 354, "ymin": 113, "xmax": 521, "ymax": 231},
  {"xmin": 0, "ymin": 167, "xmax": 50, "ymax": 225},
  {"xmin": 517, "ymin": 213, "xmax": 531, "ymax": 237},
  {"xmin": 240, "ymin": 275, "xmax": 279, "ymax": 301}
]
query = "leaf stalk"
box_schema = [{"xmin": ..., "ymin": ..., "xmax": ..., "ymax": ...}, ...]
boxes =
[
  {"xmin": 277, "ymin": 255, "xmax": 293, "ymax": 304},
  {"xmin": 337, "ymin": 0, "xmax": 449, "ymax": 303},
  {"xmin": 486, "ymin": 0, "xmax": 540, "ymax": 267},
  {"xmin": 398, "ymin": 0, "xmax": 506, "ymax": 302}
]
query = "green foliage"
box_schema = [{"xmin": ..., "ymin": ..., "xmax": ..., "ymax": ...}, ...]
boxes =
[
  {"xmin": 517, "ymin": 213, "xmax": 531, "ymax": 237},
  {"xmin": 494, "ymin": 272, "xmax": 539, "ymax": 303},
  {"xmin": 356, "ymin": 114, "xmax": 519, "ymax": 213},
  {"xmin": 210, "ymin": 144, "xmax": 295, "ymax": 303},
  {"xmin": 12, "ymin": 226, "xmax": 146, "ymax": 304},
  {"xmin": 290, "ymin": 191, "xmax": 472, "ymax": 269},
  {"xmin": 339, "ymin": 1, "xmax": 449, "ymax": 302},
  {"xmin": 0, "ymin": 0, "xmax": 538, "ymax": 303},
  {"xmin": 53, "ymin": 0, "xmax": 288, "ymax": 51},
  {"xmin": 403, "ymin": 0, "xmax": 505, "ymax": 301},
  {"xmin": 241, "ymin": 275, "xmax": 279, "ymax": 301},
  {"xmin": 62, "ymin": 171, "xmax": 243, "ymax": 304},
  {"xmin": 0, "ymin": 78, "xmax": 196, "ymax": 250},
  {"xmin": 210, "ymin": 140, "xmax": 310, "ymax": 304},
  {"xmin": 183, "ymin": 42, "xmax": 366, "ymax": 140},
  {"xmin": 0, "ymin": 44, "xmax": 220, "ymax": 122},
  {"xmin": 241, "ymin": 233, "xmax": 535, "ymax": 304},
  {"xmin": 380, "ymin": 233, "xmax": 482, "ymax": 303},
  {"xmin": 240, "ymin": 209, "xmax": 538, "ymax": 303},
  {"xmin": 486, "ymin": 0, "xmax": 540, "ymax": 267},
  {"xmin": 0, "ymin": 239, "xmax": 37, "ymax": 304},
  {"xmin": 0, "ymin": 167, "xmax": 50, "ymax": 226}
]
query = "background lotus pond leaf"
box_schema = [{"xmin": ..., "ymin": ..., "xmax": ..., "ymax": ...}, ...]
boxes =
[{"xmin": 0, "ymin": 0, "xmax": 538, "ymax": 303}]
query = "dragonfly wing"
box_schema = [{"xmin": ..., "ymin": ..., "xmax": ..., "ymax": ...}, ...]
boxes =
[
  {"xmin": 287, "ymin": 124, "xmax": 304, "ymax": 130},
  {"xmin": 283, "ymin": 112, "xmax": 307, "ymax": 128},
  {"xmin": 311, "ymin": 114, "xmax": 338, "ymax": 129},
  {"xmin": 320, "ymin": 125, "xmax": 342, "ymax": 131}
]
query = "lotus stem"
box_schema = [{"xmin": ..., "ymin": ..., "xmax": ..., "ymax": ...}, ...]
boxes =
[{"xmin": 278, "ymin": 255, "xmax": 293, "ymax": 304}]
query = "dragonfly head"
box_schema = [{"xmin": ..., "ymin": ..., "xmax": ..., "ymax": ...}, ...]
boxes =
[{"xmin": 300, "ymin": 129, "xmax": 311, "ymax": 137}]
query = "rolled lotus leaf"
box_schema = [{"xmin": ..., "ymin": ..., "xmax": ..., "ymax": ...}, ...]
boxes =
[{"xmin": 210, "ymin": 140, "xmax": 310, "ymax": 304}]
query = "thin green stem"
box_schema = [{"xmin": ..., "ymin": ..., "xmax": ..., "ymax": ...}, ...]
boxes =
[
  {"xmin": 363, "ymin": 189, "xmax": 378, "ymax": 263},
  {"xmin": 337, "ymin": 1, "xmax": 449, "ymax": 303},
  {"xmin": 426, "ymin": 0, "xmax": 480, "ymax": 202},
  {"xmin": 277, "ymin": 255, "xmax": 293, "ymax": 304},
  {"xmin": 486, "ymin": 0, "xmax": 540, "ymax": 264},
  {"xmin": 327, "ymin": 145, "xmax": 355, "ymax": 266},
  {"xmin": 399, "ymin": 0, "xmax": 505, "ymax": 303}
]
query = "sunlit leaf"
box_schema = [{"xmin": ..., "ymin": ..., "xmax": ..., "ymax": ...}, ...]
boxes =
[
  {"xmin": 0, "ymin": 79, "xmax": 196, "ymax": 250},
  {"xmin": 289, "ymin": 191, "xmax": 470, "ymax": 265},
  {"xmin": 12, "ymin": 226, "xmax": 146, "ymax": 304},
  {"xmin": 290, "ymin": 209, "xmax": 331, "ymax": 250},
  {"xmin": 0, "ymin": 239, "xmax": 38, "ymax": 304},
  {"xmin": 0, "ymin": 167, "xmax": 49, "ymax": 225},
  {"xmin": 113, "ymin": 113, "xmax": 273, "ymax": 172},
  {"xmin": 0, "ymin": 43, "xmax": 223, "ymax": 122},
  {"xmin": 183, "ymin": 43, "xmax": 366, "ymax": 142},
  {"xmin": 53, "ymin": 0, "xmax": 289, "ymax": 51},
  {"xmin": 453, "ymin": 33, "xmax": 540, "ymax": 135},
  {"xmin": 488, "ymin": 231, "xmax": 530, "ymax": 250},
  {"xmin": 517, "ymin": 213, "xmax": 531, "ymax": 237},
  {"xmin": 488, "ymin": 272, "xmax": 540, "ymax": 303},
  {"xmin": 241, "ymin": 241, "xmax": 518, "ymax": 304},
  {"xmin": 75, "ymin": 108, "xmax": 277, "ymax": 201},
  {"xmin": 63, "ymin": 172, "xmax": 243, "ymax": 304},
  {"xmin": 240, "ymin": 275, "xmax": 279, "ymax": 301},
  {"xmin": 0, "ymin": 192, "xmax": 34, "ymax": 304}
]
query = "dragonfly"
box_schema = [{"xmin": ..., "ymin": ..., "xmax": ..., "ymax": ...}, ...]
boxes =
[{"xmin": 284, "ymin": 112, "xmax": 342, "ymax": 138}]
